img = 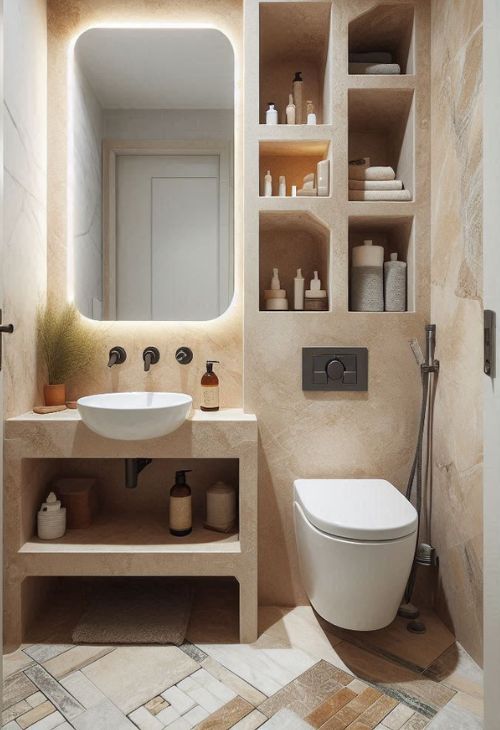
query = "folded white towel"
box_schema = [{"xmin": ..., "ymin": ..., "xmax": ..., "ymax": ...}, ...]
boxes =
[
  {"xmin": 349, "ymin": 165, "xmax": 396, "ymax": 181},
  {"xmin": 349, "ymin": 189, "xmax": 412, "ymax": 201},
  {"xmin": 349, "ymin": 179, "xmax": 403, "ymax": 190},
  {"xmin": 349, "ymin": 63, "xmax": 401, "ymax": 75},
  {"xmin": 348, "ymin": 52, "xmax": 393, "ymax": 64}
]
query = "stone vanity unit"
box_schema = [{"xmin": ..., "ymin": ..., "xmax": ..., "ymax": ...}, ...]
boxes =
[{"xmin": 3, "ymin": 409, "xmax": 258, "ymax": 649}]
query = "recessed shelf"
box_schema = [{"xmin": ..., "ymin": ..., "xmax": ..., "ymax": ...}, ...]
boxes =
[
  {"xmin": 348, "ymin": 88, "xmax": 414, "ymax": 199},
  {"xmin": 21, "ymin": 513, "xmax": 240, "ymax": 554},
  {"xmin": 259, "ymin": 2, "xmax": 332, "ymax": 124},
  {"xmin": 259, "ymin": 210, "xmax": 330, "ymax": 312},
  {"xmin": 348, "ymin": 215, "xmax": 415, "ymax": 313},
  {"xmin": 260, "ymin": 139, "xmax": 331, "ymax": 197},
  {"xmin": 348, "ymin": 4, "xmax": 415, "ymax": 75}
]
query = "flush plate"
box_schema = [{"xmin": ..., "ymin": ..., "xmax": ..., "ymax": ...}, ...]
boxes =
[{"xmin": 302, "ymin": 347, "xmax": 368, "ymax": 391}]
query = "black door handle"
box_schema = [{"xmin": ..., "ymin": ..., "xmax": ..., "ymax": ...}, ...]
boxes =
[{"xmin": 0, "ymin": 324, "xmax": 14, "ymax": 334}]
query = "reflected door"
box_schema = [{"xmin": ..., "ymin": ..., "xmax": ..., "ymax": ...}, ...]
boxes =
[{"xmin": 115, "ymin": 154, "xmax": 227, "ymax": 320}]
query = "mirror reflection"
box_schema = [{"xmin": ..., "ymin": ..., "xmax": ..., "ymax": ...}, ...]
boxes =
[{"xmin": 71, "ymin": 28, "xmax": 235, "ymax": 321}]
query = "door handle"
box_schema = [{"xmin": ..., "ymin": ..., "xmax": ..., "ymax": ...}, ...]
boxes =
[{"xmin": 0, "ymin": 310, "xmax": 15, "ymax": 371}]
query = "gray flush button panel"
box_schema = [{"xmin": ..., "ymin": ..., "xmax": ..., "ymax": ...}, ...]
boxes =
[{"xmin": 302, "ymin": 347, "xmax": 368, "ymax": 391}]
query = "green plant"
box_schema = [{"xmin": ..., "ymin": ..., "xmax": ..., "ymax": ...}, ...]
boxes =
[{"xmin": 37, "ymin": 303, "xmax": 99, "ymax": 385}]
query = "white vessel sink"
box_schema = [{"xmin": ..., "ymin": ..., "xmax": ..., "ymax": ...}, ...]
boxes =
[{"xmin": 77, "ymin": 392, "xmax": 192, "ymax": 441}]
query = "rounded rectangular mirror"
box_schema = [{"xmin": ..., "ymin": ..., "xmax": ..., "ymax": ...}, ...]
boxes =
[{"xmin": 70, "ymin": 28, "xmax": 235, "ymax": 321}]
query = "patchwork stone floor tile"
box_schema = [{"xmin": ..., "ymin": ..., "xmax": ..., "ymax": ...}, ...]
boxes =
[
  {"xmin": 201, "ymin": 656, "xmax": 267, "ymax": 705},
  {"xmin": 305, "ymin": 686, "xmax": 356, "ymax": 727},
  {"xmin": 161, "ymin": 685, "xmax": 197, "ymax": 714},
  {"xmin": 23, "ymin": 645, "xmax": 72, "ymax": 663},
  {"xmin": 26, "ymin": 692, "xmax": 47, "ymax": 707},
  {"xmin": 41, "ymin": 645, "xmax": 113, "ymax": 679},
  {"xmin": 81, "ymin": 645, "xmax": 198, "ymax": 714},
  {"xmin": 60, "ymin": 670, "xmax": 107, "ymax": 709},
  {"xmin": 128, "ymin": 705, "xmax": 164, "ymax": 730},
  {"xmin": 3, "ymin": 649, "xmax": 35, "ymax": 679},
  {"xmin": 70, "ymin": 698, "xmax": 136, "ymax": 730},
  {"xmin": 145, "ymin": 695, "xmax": 170, "ymax": 715},
  {"xmin": 197, "ymin": 644, "xmax": 316, "ymax": 696},
  {"xmin": 182, "ymin": 703, "xmax": 210, "ymax": 726},
  {"xmin": 2, "ymin": 699, "xmax": 32, "ymax": 726},
  {"xmin": 320, "ymin": 687, "xmax": 383, "ymax": 729},
  {"xmin": 424, "ymin": 643, "xmax": 483, "ymax": 699},
  {"xmin": 400, "ymin": 713, "xmax": 429, "ymax": 729},
  {"xmin": 449, "ymin": 691, "xmax": 483, "ymax": 719},
  {"xmin": 259, "ymin": 660, "xmax": 353, "ymax": 719},
  {"xmin": 16, "ymin": 700, "xmax": 55, "ymax": 729},
  {"xmin": 231, "ymin": 708, "xmax": 268, "ymax": 729},
  {"xmin": 381, "ymin": 702, "xmax": 416, "ymax": 729},
  {"xmin": 2, "ymin": 671, "xmax": 38, "ymax": 710},
  {"xmin": 260, "ymin": 707, "xmax": 313, "ymax": 728},
  {"xmin": 179, "ymin": 641, "xmax": 208, "ymax": 663},
  {"xmin": 197, "ymin": 696, "xmax": 254, "ymax": 729},
  {"xmin": 355, "ymin": 694, "xmax": 399, "ymax": 727},
  {"xmin": 24, "ymin": 664, "xmax": 85, "ymax": 722},
  {"xmin": 26, "ymin": 709, "xmax": 66, "ymax": 729}
]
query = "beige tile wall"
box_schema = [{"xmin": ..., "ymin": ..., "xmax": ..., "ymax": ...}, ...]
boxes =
[{"xmin": 430, "ymin": 0, "xmax": 483, "ymax": 665}]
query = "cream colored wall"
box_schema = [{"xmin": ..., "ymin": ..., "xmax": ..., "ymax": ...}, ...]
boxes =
[
  {"xmin": 47, "ymin": 0, "xmax": 243, "ymax": 408},
  {"xmin": 430, "ymin": 0, "xmax": 483, "ymax": 664},
  {"xmin": 3, "ymin": 0, "xmax": 47, "ymax": 418}
]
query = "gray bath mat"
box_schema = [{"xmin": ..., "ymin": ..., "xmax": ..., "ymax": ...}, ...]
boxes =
[{"xmin": 72, "ymin": 579, "xmax": 193, "ymax": 645}]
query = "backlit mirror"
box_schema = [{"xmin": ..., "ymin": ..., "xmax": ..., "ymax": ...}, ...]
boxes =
[{"xmin": 70, "ymin": 28, "xmax": 235, "ymax": 321}]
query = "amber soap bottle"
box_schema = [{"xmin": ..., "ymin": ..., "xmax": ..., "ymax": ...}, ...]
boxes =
[{"xmin": 201, "ymin": 360, "xmax": 220, "ymax": 411}]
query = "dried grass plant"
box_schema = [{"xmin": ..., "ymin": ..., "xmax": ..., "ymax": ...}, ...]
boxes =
[{"xmin": 37, "ymin": 303, "xmax": 99, "ymax": 385}]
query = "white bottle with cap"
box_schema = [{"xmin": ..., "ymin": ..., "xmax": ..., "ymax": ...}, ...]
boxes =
[
  {"xmin": 264, "ymin": 170, "xmax": 273, "ymax": 197},
  {"xmin": 265, "ymin": 103, "xmax": 278, "ymax": 125},
  {"xmin": 37, "ymin": 492, "xmax": 67, "ymax": 540},
  {"xmin": 294, "ymin": 268, "xmax": 305, "ymax": 310},
  {"xmin": 206, "ymin": 481, "xmax": 237, "ymax": 532},
  {"xmin": 279, "ymin": 176, "xmax": 286, "ymax": 197}
]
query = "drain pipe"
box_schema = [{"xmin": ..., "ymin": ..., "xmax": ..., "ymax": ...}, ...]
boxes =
[{"xmin": 124, "ymin": 458, "xmax": 152, "ymax": 488}]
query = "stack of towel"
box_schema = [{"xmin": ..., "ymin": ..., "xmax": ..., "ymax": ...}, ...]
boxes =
[
  {"xmin": 348, "ymin": 51, "xmax": 401, "ymax": 75},
  {"xmin": 348, "ymin": 158, "xmax": 411, "ymax": 201}
]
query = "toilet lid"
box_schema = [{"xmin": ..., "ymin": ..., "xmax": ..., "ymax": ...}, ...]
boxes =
[{"xmin": 294, "ymin": 479, "xmax": 418, "ymax": 541}]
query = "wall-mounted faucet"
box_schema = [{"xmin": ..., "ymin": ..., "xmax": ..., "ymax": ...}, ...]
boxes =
[
  {"xmin": 143, "ymin": 346, "xmax": 160, "ymax": 372},
  {"xmin": 108, "ymin": 346, "xmax": 127, "ymax": 368}
]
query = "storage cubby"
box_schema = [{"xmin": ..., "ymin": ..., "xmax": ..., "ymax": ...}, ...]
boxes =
[
  {"xmin": 348, "ymin": 88, "xmax": 414, "ymax": 198},
  {"xmin": 348, "ymin": 4, "xmax": 415, "ymax": 74},
  {"xmin": 259, "ymin": 2, "xmax": 332, "ymax": 124},
  {"xmin": 259, "ymin": 140, "xmax": 331, "ymax": 197},
  {"xmin": 348, "ymin": 215, "xmax": 415, "ymax": 312},
  {"xmin": 259, "ymin": 210, "xmax": 330, "ymax": 311},
  {"xmin": 23, "ymin": 458, "xmax": 240, "ymax": 550},
  {"xmin": 22, "ymin": 576, "xmax": 240, "ymax": 645}
]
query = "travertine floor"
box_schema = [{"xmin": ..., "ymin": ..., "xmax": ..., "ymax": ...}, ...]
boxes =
[{"xmin": 2, "ymin": 604, "xmax": 483, "ymax": 729}]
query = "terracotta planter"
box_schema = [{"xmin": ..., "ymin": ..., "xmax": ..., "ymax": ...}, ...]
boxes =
[{"xmin": 44, "ymin": 384, "xmax": 66, "ymax": 407}]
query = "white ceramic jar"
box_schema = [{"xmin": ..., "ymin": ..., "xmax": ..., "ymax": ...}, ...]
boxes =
[
  {"xmin": 206, "ymin": 481, "xmax": 236, "ymax": 531},
  {"xmin": 37, "ymin": 492, "xmax": 66, "ymax": 540}
]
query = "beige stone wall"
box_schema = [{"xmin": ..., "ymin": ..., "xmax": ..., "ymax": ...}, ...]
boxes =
[
  {"xmin": 46, "ymin": 0, "xmax": 243, "ymax": 408},
  {"xmin": 430, "ymin": 0, "xmax": 483, "ymax": 664}
]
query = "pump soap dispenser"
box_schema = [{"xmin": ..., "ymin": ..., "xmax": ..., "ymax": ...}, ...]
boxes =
[
  {"xmin": 201, "ymin": 360, "xmax": 220, "ymax": 412},
  {"xmin": 169, "ymin": 470, "xmax": 192, "ymax": 536}
]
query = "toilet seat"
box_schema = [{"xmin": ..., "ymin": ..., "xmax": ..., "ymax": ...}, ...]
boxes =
[{"xmin": 294, "ymin": 478, "xmax": 418, "ymax": 542}]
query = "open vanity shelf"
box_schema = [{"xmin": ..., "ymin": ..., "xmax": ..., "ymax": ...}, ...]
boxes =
[
  {"xmin": 249, "ymin": 0, "xmax": 428, "ymax": 318},
  {"xmin": 4, "ymin": 410, "xmax": 258, "ymax": 646}
]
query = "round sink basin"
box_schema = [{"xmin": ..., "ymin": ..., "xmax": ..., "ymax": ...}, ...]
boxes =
[{"xmin": 77, "ymin": 391, "xmax": 192, "ymax": 441}]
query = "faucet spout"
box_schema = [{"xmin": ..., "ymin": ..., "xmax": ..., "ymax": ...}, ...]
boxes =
[{"xmin": 143, "ymin": 346, "xmax": 160, "ymax": 372}]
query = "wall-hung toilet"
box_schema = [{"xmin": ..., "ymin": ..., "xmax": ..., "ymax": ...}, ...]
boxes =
[{"xmin": 294, "ymin": 479, "xmax": 418, "ymax": 631}]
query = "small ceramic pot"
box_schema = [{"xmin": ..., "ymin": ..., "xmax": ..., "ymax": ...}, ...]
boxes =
[{"xmin": 44, "ymin": 384, "xmax": 66, "ymax": 406}]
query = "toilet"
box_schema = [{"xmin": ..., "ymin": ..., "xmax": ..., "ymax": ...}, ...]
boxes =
[{"xmin": 294, "ymin": 478, "xmax": 418, "ymax": 631}]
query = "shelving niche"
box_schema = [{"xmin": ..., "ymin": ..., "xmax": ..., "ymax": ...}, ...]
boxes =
[
  {"xmin": 259, "ymin": 210, "xmax": 330, "ymax": 311},
  {"xmin": 349, "ymin": 215, "xmax": 415, "ymax": 312},
  {"xmin": 259, "ymin": 2, "xmax": 332, "ymax": 124},
  {"xmin": 259, "ymin": 139, "xmax": 331, "ymax": 197},
  {"xmin": 348, "ymin": 88, "xmax": 415, "ymax": 198},
  {"xmin": 348, "ymin": 4, "xmax": 415, "ymax": 74}
]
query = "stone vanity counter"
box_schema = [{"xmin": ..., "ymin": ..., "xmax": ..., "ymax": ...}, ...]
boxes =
[{"xmin": 5, "ymin": 408, "xmax": 257, "ymax": 459}]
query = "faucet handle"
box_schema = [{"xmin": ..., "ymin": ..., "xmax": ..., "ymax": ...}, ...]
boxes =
[
  {"xmin": 108, "ymin": 346, "xmax": 127, "ymax": 368},
  {"xmin": 175, "ymin": 347, "xmax": 193, "ymax": 365}
]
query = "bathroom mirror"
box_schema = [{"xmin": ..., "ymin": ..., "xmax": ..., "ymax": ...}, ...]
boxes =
[{"xmin": 70, "ymin": 28, "xmax": 235, "ymax": 321}]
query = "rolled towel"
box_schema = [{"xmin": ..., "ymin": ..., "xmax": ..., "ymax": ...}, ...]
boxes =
[
  {"xmin": 349, "ymin": 165, "xmax": 396, "ymax": 181},
  {"xmin": 349, "ymin": 179, "xmax": 403, "ymax": 190},
  {"xmin": 348, "ymin": 51, "xmax": 393, "ymax": 64},
  {"xmin": 349, "ymin": 189, "xmax": 412, "ymax": 201},
  {"xmin": 349, "ymin": 63, "xmax": 401, "ymax": 75}
]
